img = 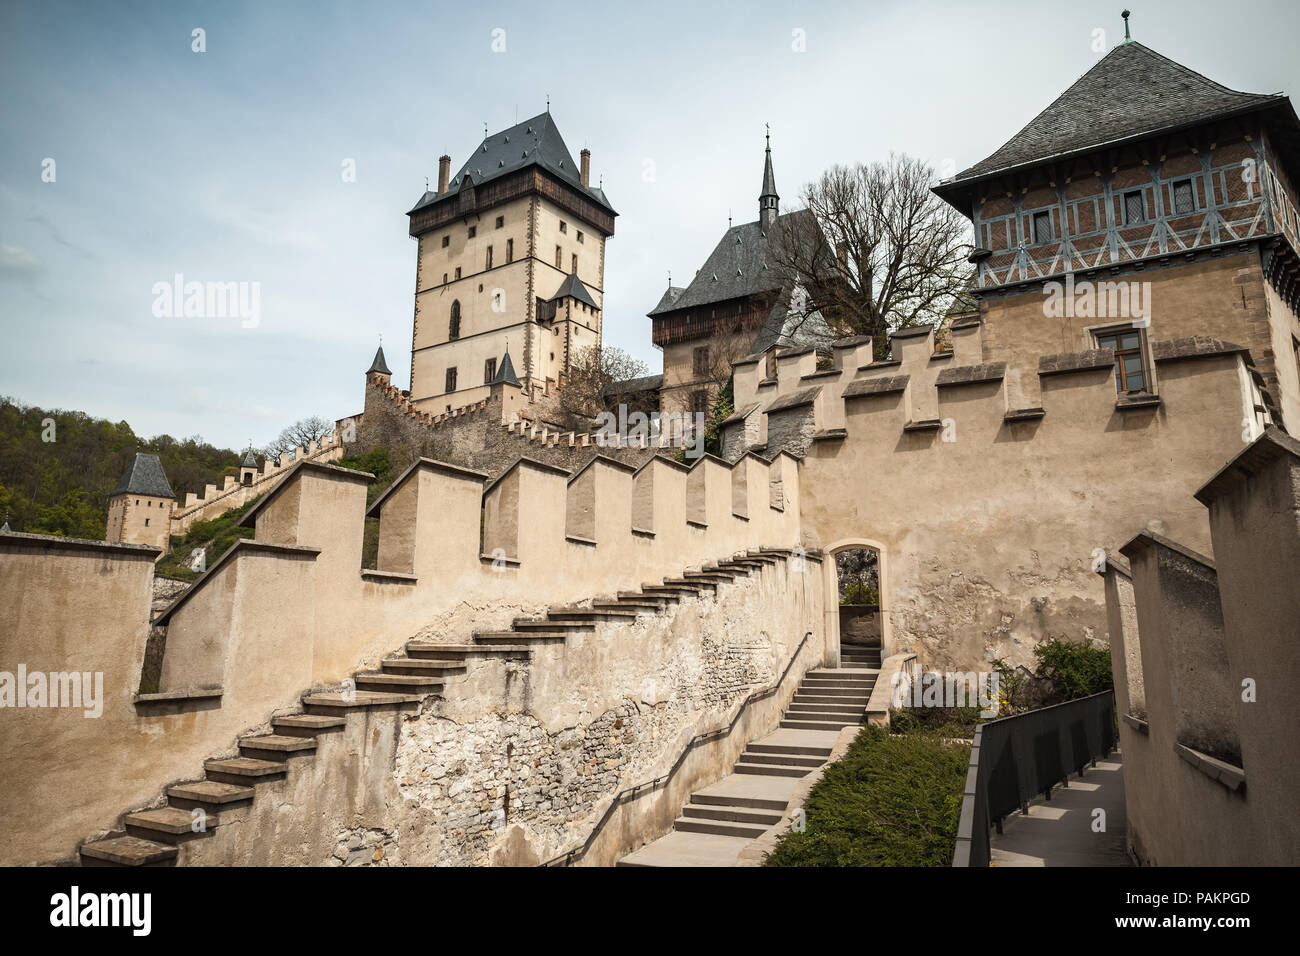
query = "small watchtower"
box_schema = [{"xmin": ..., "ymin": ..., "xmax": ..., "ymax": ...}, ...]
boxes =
[{"xmin": 106, "ymin": 452, "xmax": 175, "ymax": 556}]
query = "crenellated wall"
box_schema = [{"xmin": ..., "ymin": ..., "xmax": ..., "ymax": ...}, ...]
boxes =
[
  {"xmin": 0, "ymin": 447, "xmax": 809, "ymax": 865},
  {"xmin": 721, "ymin": 321, "xmax": 1269, "ymax": 671}
]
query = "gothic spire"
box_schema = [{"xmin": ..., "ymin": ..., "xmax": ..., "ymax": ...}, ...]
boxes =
[{"xmin": 759, "ymin": 124, "xmax": 778, "ymax": 230}]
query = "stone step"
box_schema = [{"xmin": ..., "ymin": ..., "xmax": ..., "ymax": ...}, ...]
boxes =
[
  {"xmin": 302, "ymin": 690, "xmax": 422, "ymax": 712},
  {"xmin": 239, "ymin": 734, "xmax": 319, "ymax": 757},
  {"xmin": 690, "ymin": 791, "xmax": 789, "ymax": 812},
  {"xmin": 681, "ymin": 572, "xmax": 734, "ymax": 584},
  {"xmin": 806, "ymin": 670, "xmax": 876, "ymax": 681},
  {"xmin": 166, "ymin": 780, "xmax": 255, "ymax": 806},
  {"xmin": 591, "ymin": 601, "xmax": 659, "ymax": 613},
  {"xmin": 640, "ymin": 584, "xmax": 703, "ymax": 595},
  {"xmin": 681, "ymin": 804, "xmax": 783, "ymax": 826},
  {"xmin": 746, "ymin": 742, "xmax": 834, "ymax": 757},
  {"xmin": 840, "ymin": 661, "xmax": 876, "ymax": 669},
  {"xmin": 616, "ymin": 591, "xmax": 679, "ymax": 604},
  {"xmin": 379, "ymin": 658, "xmax": 467, "ymax": 675},
  {"xmin": 673, "ymin": 816, "xmax": 769, "ymax": 839},
  {"xmin": 793, "ymin": 688, "xmax": 871, "ymax": 700},
  {"xmin": 80, "ymin": 835, "xmax": 178, "ymax": 867},
  {"xmin": 204, "ymin": 756, "xmax": 287, "ymax": 778},
  {"xmin": 547, "ymin": 607, "xmax": 640, "ymax": 621},
  {"xmin": 803, "ymin": 676, "xmax": 876, "ymax": 687},
  {"xmin": 353, "ymin": 673, "xmax": 444, "ymax": 693},
  {"xmin": 787, "ymin": 701, "xmax": 865, "ymax": 714},
  {"xmin": 662, "ymin": 577, "xmax": 716, "ymax": 590},
  {"xmin": 780, "ymin": 719, "xmax": 860, "ymax": 732},
  {"xmin": 124, "ymin": 807, "xmax": 215, "ymax": 844},
  {"xmin": 474, "ymin": 631, "xmax": 568, "ymax": 644},
  {"xmin": 512, "ymin": 617, "xmax": 596, "ymax": 632},
  {"xmin": 738, "ymin": 751, "xmax": 825, "ymax": 768},
  {"xmin": 405, "ymin": 642, "xmax": 534, "ymax": 657},
  {"xmin": 783, "ymin": 713, "xmax": 861, "ymax": 725},
  {"xmin": 792, "ymin": 697, "xmax": 870, "ymax": 710},
  {"xmin": 732, "ymin": 761, "xmax": 811, "ymax": 778}
]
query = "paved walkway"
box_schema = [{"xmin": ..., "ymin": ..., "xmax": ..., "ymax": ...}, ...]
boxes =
[{"xmin": 990, "ymin": 750, "xmax": 1131, "ymax": 866}]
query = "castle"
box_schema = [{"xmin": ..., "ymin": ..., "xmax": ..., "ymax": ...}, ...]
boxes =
[{"xmin": 2, "ymin": 31, "xmax": 1298, "ymax": 868}]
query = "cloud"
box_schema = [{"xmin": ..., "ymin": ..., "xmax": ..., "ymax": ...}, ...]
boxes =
[{"xmin": 0, "ymin": 244, "xmax": 42, "ymax": 278}]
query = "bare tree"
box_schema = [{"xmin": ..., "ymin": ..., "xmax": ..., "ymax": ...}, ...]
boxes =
[
  {"xmin": 264, "ymin": 416, "xmax": 333, "ymax": 459},
  {"xmin": 553, "ymin": 345, "xmax": 649, "ymax": 427},
  {"xmin": 772, "ymin": 154, "xmax": 973, "ymax": 357}
]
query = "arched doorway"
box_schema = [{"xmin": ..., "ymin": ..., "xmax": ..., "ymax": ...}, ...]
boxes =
[{"xmin": 822, "ymin": 539, "xmax": 890, "ymax": 669}]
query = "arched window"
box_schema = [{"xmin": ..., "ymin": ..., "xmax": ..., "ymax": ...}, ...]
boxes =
[{"xmin": 449, "ymin": 300, "xmax": 461, "ymax": 340}]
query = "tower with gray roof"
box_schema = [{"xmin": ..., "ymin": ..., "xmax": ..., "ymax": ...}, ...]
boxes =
[{"xmin": 105, "ymin": 452, "xmax": 176, "ymax": 556}]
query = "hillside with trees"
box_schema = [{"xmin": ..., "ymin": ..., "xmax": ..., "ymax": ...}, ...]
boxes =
[{"xmin": 0, "ymin": 396, "xmax": 244, "ymax": 540}]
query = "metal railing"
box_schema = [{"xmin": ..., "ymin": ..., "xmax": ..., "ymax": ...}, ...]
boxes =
[{"xmin": 953, "ymin": 690, "xmax": 1116, "ymax": 867}]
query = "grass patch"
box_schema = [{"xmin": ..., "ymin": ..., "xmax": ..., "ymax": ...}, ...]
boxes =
[
  {"xmin": 155, "ymin": 494, "xmax": 263, "ymax": 581},
  {"xmin": 764, "ymin": 724, "xmax": 971, "ymax": 867}
]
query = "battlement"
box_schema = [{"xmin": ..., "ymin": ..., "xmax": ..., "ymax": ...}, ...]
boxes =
[{"xmin": 723, "ymin": 323, "xmax": 1271, "ymax": 463}]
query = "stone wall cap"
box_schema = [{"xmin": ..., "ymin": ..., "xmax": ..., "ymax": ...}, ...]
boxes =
[
  {"xmin": 482, "ymin": 455, "xmax": 573, "ymax": 497},
  {"xmin": 0, "ymin": 530, "xmax": 160, "ymax": 559},
  {"xmin": 633, "ymin": 453, "xmax": 692, "ymax": 477},
  {"xmin": 566, "ymin": 454, "xmax": 639, "ymax": 484},
  {"xmin": 1038, "ymin": 348, "xmax": 1115, "ymax": 377},
  {"xmin": 732, "ymin": 354, "xmax": 763, "ymax": 367},
  {"xmin": 155, "ymin": 539, "xmax": 321, "ymax": 625},
  {"xmin": 950, "ymin": 317, "xmax": 983, "ymax": 330},
  {"xmin": 687, "ymin": 451, "xmax": 732, "ymax": 472},
  {"xmin": 720, "ymin": 402, "xmax": 761, "ymax": 426},
  {"xmin": 936, "ymin": 361, "xmax": 1006, "ymax": 387},
  {"xmin": 857, "ymin": 359, "xmax": 902, "ymax": 371},
  {"xmin": 1003, "ymin": 407, "xmax": 1046, "ymax": 422},
  {"xmin": 765, "ymin": 385, "xmax": 822, "ymax": 413},
  {"xmin": 890, "ymin": 324, "xmax": 934, "ymax": 339},
  {"xmin": 1151, "ymin": 335, "xmax": 1248, "ymax": 364},
  {"xmin": 239, "ymin": 459, "xmax": 374, "ymax": 528},
  {"xmin": 367, "ymin": 457, "xmax": 489, "ymax": 517},
  {"xmin": 1194, "ymin": 426, "xmax": 1300, "ymax": 505},
  {"xmin": 776, "ymin": 344, "xmax": 818, "ymax": 358},
  {"xmin": 1118, "ymin": 529, "xmax": 1215, "ymax": 570},
  {"xmin": 843, "ymin": 374, "xmax": 909, "ymax": 399},
  {"xmin": 832, "ymin": 334, "xmax": 873, "ymax": 349},
  {"xmin": 800, "ymin": 368, "xmax": 843, "ymax": 382}
]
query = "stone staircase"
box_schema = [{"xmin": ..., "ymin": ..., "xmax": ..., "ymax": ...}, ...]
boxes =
[
  {"xmin": 77, "ymin": 548, "xmax": 796, "ymax": 866},
  {"xmin": 840, "ymin": 643, "xmax": 881, "ymax": 669},
  {"xmin": 618, "ymin": 665, "xmax": 876, "ymax": 866}
]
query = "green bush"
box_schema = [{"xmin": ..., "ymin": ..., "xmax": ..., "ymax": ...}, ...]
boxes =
[
  {"xmin": 764, "ymin": 725, "xmax": 970, "ymax": 867},
  {"xmin": 841, "ymin": 580, "xmax": 879, "ymax": 606},
  {"xmin": 1033, "ymin": 638, "xmax": 1113, "ymax": 701},
  {"xmin": 155, "ymin": 493, "xmax": 261, "ymax": 581}
]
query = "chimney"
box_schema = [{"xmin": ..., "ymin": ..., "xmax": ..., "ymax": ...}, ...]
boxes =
[
  {"xmin": 437, "ymin": 154, "xmax": 451, "ymax": 194},
  {"xmin": 580, "ymin": 149, "xmax": 591, "ymax": 188}
]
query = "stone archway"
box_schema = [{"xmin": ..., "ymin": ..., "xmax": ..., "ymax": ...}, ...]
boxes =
[{"xmin": 822, "ymin": 538, "xmax": 890, "ymax": 668}]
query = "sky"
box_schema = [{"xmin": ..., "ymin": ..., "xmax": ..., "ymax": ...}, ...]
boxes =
[{"xmin": 2, "ymin": 0, "xmax": 1299, "ymax": 451}]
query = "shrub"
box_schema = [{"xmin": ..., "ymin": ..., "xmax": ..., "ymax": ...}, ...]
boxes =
[{"xmin": 1033, "ymin": 638, "xmax": 1113, "ymax": 702}]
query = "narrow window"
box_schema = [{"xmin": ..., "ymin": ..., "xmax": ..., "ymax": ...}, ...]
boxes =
[
  {"xmin": 1095, "ymin": 326, "xmax": 1148, "ymax": 393},
  {"xmin": 1173, "ymin": 179, "xmax": 1195, "ymax": 215},
  {"xmin": 555, "ymin": 245, "xmax": 562, "ymax": 268},
  {"xmin": 455, "ymin": 266, "xmax": 462, "ymax": 279},
  {"xmin": 506, "ymin": 238, "xmax": 513, "ymax": 263},
  {"xmin": 445, "ymin": 367, "xmax": 458, "ymax": 393},
  {"xmin": 577, "ymin": 231, "xmax": 584, "ymax": 244},
  {"xmin": 691, "ymin": 389, "xmax": 709, "ymax": 414},
  {"xmin": 442, "ymin": 272, "xmax": 448, "ymax": 284},
  {"xmin": 486, "ymin": 245, "xmax": 493, "ymax": 269},
  {"xmin": 693, "ymin": 346, "xmax": 709, "ymax": 377},
  {"xmin": 449, "ymin": 300, "xmax": 461, "ymax": 340},
  {"xmin": 559, "ymin": 220, "xmax": 567, "ymax": 234},
  {"xmin": 145, "ymin": 518, "xmax": 150, "ymax": 527},
  {"xmin": 441, "ymin": 235, "xmax": 450, "ymax": 248},
  {"xmin": 485, "ymin": 357, "xmax": 497, "ymax": 383},
  {"xmin": 1032, "ymin": 210, "xmax": 1053, "ymax": 244},
  {"xmin": 1124, "ymin": 190, "xmax": 1145, "ymax": 224},
  {"xmin": 495, "ymin": 215, "xmax": 504, "ymax": 229},
  {"xmin": 571, "ymin": 253, "xmax": 578, "ymax": 274},
  {"xmin": 467, "ymin": 225, "xmax": 477, "ymax": 239}
]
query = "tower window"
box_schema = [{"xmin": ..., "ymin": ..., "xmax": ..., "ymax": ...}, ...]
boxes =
[
  {"xmin": 1173, "ymin": 179, "xmax": 1195, "ymax": 215},
  {"xmin": 577, "ymin": 231, "xmax": 584, "ymax": 244},
  {"xmin": 1124, "ymin": 190, "xmax": 1145, "ymax": 224},
  {"xmin": 441, "ymin": 235, "xmax": 450, "ymax": 248},
  {"xmin": 1095, "ymin": 326, "xmax": 1148, "ymax": 393},
  {"xmin": 445, "ymin": 367, "xmax": 458, "ymax": 393},
  {"xmin": 486, "ymin": 246, "xmax": 493, "ymax": 269},
  {"xmin": 555, "ymin": 245, "xmax": 562, "ymax": 268},
  {"xmin": 442, "ymin": 273, "xmax": 448, "ymax": 284},
  {"xmin": 559, "ymin": 220, "xmax": 567, "ymax": 233},
  {"xmin": 467, "ymin": 225, "xmax": 477, "ymax": 238},
  {"xmin": 571, "ymin": 253, "xmax": 578, "ymax": 274},
  {"xmin": 495, "ymin": 215, "xmax": 504, "ymax": 229},
  {"xmin": 693, "ymin": 346, "xmax": 708, "ymax": 377},
  {"xmin": 145, "ymin": 518, "xmax": 150, "ymax": 527},
  {"xmin": 1032, "ymin": 211, "xmax": 1053, "ymax": 244},
  {"xmin": 455, "ymin": 266, "xmax": 462, "ymax": 279},
  {"xmin": 506, "ymin": 238, "xmax": 513, "ymax": 263},
  {"xmin": 449, "ymin": 300, "xmax": 461, "ymax": 340},
  {"xmin": 485, "ymin": 357, "xmax": 497, "ymax": 383}
]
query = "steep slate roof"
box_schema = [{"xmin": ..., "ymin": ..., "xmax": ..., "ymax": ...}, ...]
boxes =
[
  {"xmin": 650, "ymin": 286, "xmax": 685, "ymax": 314},
  {"xmin": 110, "ymin": 453, "xmax": 175, "ymax": 499},
  {"xmin": 368, "ymin": 344, "xmax": 392, "ymax": 376},
  {"xmin": 408, "ymin": 112, "xmax": 616, "ymax": 216},
  {"xmin": 551, "ymin": 272, "xmax": 599, "ymax": 309},
  {"xmin": 946, "ymin": 42, "xmax": 1286, "ymax": 187},
  {"xmin": 654, "ymin": 209, "xmax": 816, "ymax": 315},
  {"xmin": 242, "ymin": 449, "xmax": 258, "ymax": 468},
  {"xmin": 490, "ymin": 348, "xmax": 521, "ymax": 387}
]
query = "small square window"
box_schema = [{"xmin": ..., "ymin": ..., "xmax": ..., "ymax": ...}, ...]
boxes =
[
  {"xmin": 1173, "ymin": 179, "xmax": 1195, "ymax": 215},
  {"xmin": 559, "ymin": 221, "xmax": 567, "ymax": 233},
  {"xmin": 495, "ymin": 215, "xmax": 504, "ymax": 229},
  {"xmin": 577, "ymin": 231, "xmax": 584, "ymax": 244},
  {"xmin": 467, "ymin": 225, "xmax": 477, "ymax": 238},
  {"xmin": 485, "ymin": 357, "xmax": 497, "ymax": 383},
  {"xmin": 1124, "ymin": 190, "xmax": 1145, "ymax": 224},
  {"xmin": 441, "ymin": 235, "xmax": 449, "ymax": 248},
  {"xmin": 1032, "ymin": 211, "xmax": 1053, "ymax": 244},
  {"xmin": 445, "ymin": 367, "xmax": 458, "ymax": 393},
  {"xmin": 1095, "ymin": 326, "xmax": 1148, "ymax": 393}
]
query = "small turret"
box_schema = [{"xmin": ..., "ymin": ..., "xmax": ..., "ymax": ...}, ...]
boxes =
[{"xmin": 759, "ymin": 125, "xmax": 779, "ymax": 232}]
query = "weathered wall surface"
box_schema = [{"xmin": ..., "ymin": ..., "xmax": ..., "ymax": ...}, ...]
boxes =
[
  {"xmin": 1106, "ymin": 429, "xmax": 1300, "ymax": 865},
  {"xmin": 0, "ymin": 444, "xmax": 806, "ymax": 865},
  {"xmin": 724, "ymin": 324, "xmax": 1262, "ymax": 672}
]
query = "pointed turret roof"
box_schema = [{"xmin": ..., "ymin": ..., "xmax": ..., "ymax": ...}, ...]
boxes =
[
  {"xmin": 490, "ymin": 347, "xmax": 521, "ymax": 387},
  {"xmin": 110, "ymin": 453, "xmax": 175, "ymax": 499},
  {"xmin": 242, "ymin": 449, "xmax": 258, "ymax": 468},
  {"xmin": 940, "ymin": 42, "xmax": 1287, "ymax": 194},
  {"xmin": 550, "ymin": 272, "xmax": 600, "ymax": 310},
  {"xmin": 760, "ymin": 135, "xmax": 778, "ymax": 203},
  {"xmin": 368, "ymin": 345, "xmax": 392, "ymax": 376}
]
